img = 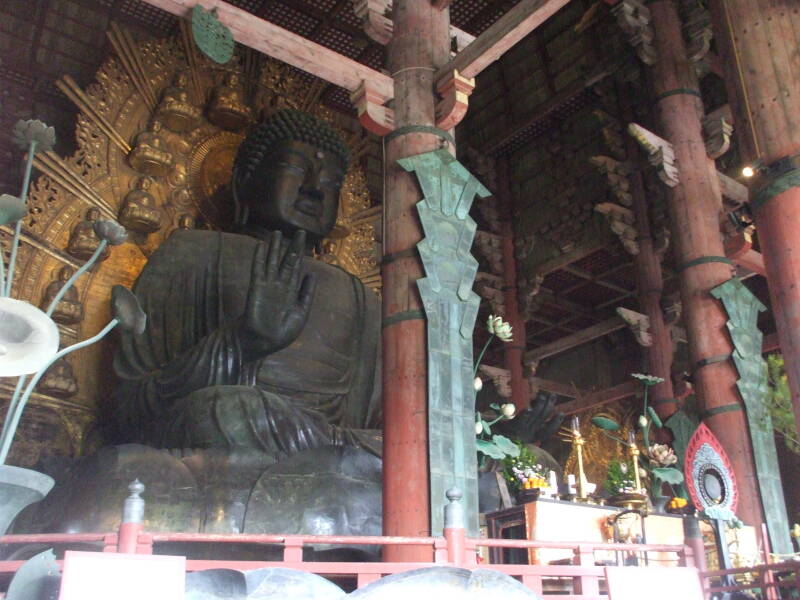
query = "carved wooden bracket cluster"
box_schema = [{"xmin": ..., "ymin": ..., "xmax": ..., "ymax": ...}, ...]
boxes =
[
  {"xmin": 628, "ymin": 123, "xmax": 680, "ymax": 187},
  {"xmin": 518, "ymin": 273, "xmax": 544, "ymax": 322},
  {"xmin": 703, "ymin": 105, "xmax": 734, "ymax": 160},
  {"xmin": 681, "ymin": 0, "xmax": 713, "ymax": 64},
  {"xmin": 609, "ymin": 0, "xmax": 657, "ymax": 66},
  {"xmin": 477, "ymin": 364, "xmax": 512, "ymax": 398},
  {"xmin": 594, "ymin": 110, "xmax": 625, "ymax": 160},
  {"xmin": 350, "ymin": 80, "xmax": 394, "ymax": 136},
  {"xmin": 474, "ymin": 230, "xmax": 504, "ymax": 275},
  {"xmin": 435, "ymin": 70, "xmax": 476, "ymax": 132},
  {"xmin": 595, "ymin": 202, "xmax": 639, "ymax": 255},
  {"xmin": 475, "ymin": 271, "xmax": 506, "ymax": 316},
  {"xmin": 616, "ymin": 306, "xmax": 652, "ymax": 347},
  {"xmin": 590, "ymin": 155, "xmax": 633, "ymax": 206},
  {"xmin": 353, "ymin": 0, "xmax": 393, "ymax": 45}
]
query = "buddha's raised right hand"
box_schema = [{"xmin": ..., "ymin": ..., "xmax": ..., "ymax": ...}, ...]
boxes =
[{"xmin": 239, "ymin": 229, "xmax": 316, "ymax": 359}]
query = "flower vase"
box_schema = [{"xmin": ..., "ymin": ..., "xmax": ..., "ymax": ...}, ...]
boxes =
[{"xmin": 0, "ymin": 465, "xmax": 54, "ymax": 537}]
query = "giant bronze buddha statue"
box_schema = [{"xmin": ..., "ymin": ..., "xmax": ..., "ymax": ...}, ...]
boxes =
[{"xmin": 113, "ymin": 109, "xmax": 381, "ymax": 461}]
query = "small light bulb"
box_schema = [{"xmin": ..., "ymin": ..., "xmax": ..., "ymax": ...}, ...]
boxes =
[{"xmin": 742, "ymin": 165, "xmax": 755, "ymax": 178}]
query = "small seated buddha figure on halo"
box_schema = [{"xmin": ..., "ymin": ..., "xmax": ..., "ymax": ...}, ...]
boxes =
[
  {"xmin": 156, "ymin": 71, "xmax": 201, "ymax": 133},
  {"xmin": 66, "ymin": 208, "xmax": 110, "ymax": 262},
  {"xmin": 40, "ymin": 265, "xmax": 84, "ymax": 325},
  {"xmin": 118, "ymin": 176, "xmax": 162, "ymax": 234},
  {"xmin": 207, "ymin": 72, "xmax": 251, "ymax": 131},
  {"xmin": 128, "ymin": 120, "xmax": 174, "ymax": 177},
  {"xmin": 36, "ymin": 357, "xmax": 79, "ymax": 399}
]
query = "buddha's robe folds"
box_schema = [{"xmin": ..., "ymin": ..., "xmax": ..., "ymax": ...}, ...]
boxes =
[{"xmin": 113, "ymin": 230, "xmax": 381, "ymax": 460}]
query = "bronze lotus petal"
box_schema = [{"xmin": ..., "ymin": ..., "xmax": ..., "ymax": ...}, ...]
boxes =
[
  {"xmin": 111, "ymin": 286, "xmax": 146, "ymax": 334},
  {"xmin": 93, "ymin": 220, "xmax": 128, "ymax": 245},
  {"xmin": 0, "ymin": 194, "xmax": 27, "ymax": 226},
  {"xmin": 12, "ymin": 119, "xmax": 56, "ymax": 152}
]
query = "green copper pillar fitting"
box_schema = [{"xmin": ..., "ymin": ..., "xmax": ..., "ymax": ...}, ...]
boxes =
[
  {"xmin": 750, "ymin": 154, "xmax": 800, "ymax": 212},
  {"xmin": 711, "ymin": 278, "xmax": 792, "ymax": 555},
  {"xmin": 398, "ymin": 149, "xmax": 490, "ymax": 537}
]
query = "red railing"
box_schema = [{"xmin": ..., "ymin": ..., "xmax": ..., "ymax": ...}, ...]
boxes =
[
  {"xmin": 0, "ymin": 524, "xmax": 692, "ymax": 599},
  {"xmin": 702, "ymin": 561, "xmax": 800, "ymax": 600}
]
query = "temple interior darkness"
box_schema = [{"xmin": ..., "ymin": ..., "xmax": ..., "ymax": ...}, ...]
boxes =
[{"xmin": 0, "ymin": 0, "xmax": 799, "ymax": 597}]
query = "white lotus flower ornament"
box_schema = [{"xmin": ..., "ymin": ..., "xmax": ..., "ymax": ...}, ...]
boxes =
[{"xmin": 0, "ymin": 298, "xmax": 59, "ymax": 377}]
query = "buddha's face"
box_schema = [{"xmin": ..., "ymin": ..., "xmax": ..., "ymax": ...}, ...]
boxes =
[{"xmin": 238, "ymin": 139, "xmax": 344, "ymax": 240}]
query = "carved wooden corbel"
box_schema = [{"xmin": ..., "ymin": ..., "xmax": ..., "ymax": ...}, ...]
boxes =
[
  {"xmin": 475, "ymin": 271, "xmax": 506, "ymax": 316},
  {"xmin": 477, "ymin": 364, "xmax": 512, "ymax": 398},
  {"xmin": 352, "ymin": 0, "xmax": 393, "ymax": 45},
  {"xmin": 518, "ymin": 274, "xmax": 544, "ymax": 322},
  {"xmin": 628, "ymin": 123, "xmax": 679, "ymax": 187},
  {"xmin": 616, "ymin": 306, "xmax": 652, "ymax": 347},
  {"xmin": 590, "ymin": 155, "xmax": 633, "ymax": 206},
  {"xmin": 350, "ymin": 80, "xmax": 394, "ymax": 136},
  {"xmin": 610, "ymin": 0, "xmax": 657, "ymax": 66},
  {"xmin": 703, "ymin": 107, "xmax": 733, "ymax": 160},
  {"xmin": 594, "ymin": 110, "xmax": 625, "ymax": 160},
  {"xmin": 474, "ymin": 230, "xmax": 504, "ymax": 275},
  {"xmin": 435, "ymin": 70, "xmax": 476, "ymax": 132},
  {"xmin": 682, "ymin": 0, "xmax": 713, "ymax": 63},
  {"xmin": 595, "ymin": 202, "xmax": 639, "ymax": 255}
]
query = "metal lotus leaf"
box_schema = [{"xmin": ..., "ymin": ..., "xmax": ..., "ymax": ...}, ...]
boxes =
[
  {"xmin": 591, "ymin": 416, "xmax": 621, "ymax": 431},
  {"xmin": 12, "ymin": 120, "xmax": 55, "ymax": 152},
  {"xmin": 111, "ymin": 286, "xmax": 146, "ymax": 334},
  {"xmin": 93, "ymin": 220, "xmax": 128, "ymax": 245},
  {"xmin": 192, "ymin": 5, "xmax": 234, "ymax": 64},
  {"xmin": 0, "ymin": 194, "xmax": 27, "ymax": 226}
]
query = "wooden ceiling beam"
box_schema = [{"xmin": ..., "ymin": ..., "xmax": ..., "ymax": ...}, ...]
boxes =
[
  {"xmin": 557, "ymin": 379, "xmax": 639, "ymax": 415},
  {"xmin": 140, "ymin": 0, "xmax": 393, "ymax": 103},
  {"xmin": 524, "ymin": 315, "xmax": 626, "ymax": 364},
  {"xmin": 434, "ymin": 0, "xmax": 571, "ymax": 84}
]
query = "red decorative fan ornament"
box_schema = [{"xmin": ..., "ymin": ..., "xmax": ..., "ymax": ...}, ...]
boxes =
[{"xmin": 683, "ymin": 422, "xmax": 738, "ymax": 515}]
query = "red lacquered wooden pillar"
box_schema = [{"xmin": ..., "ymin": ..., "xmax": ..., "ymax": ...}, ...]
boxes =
[
  {"xmin": 708, "ymin": 0, "xmax": 800, "ymax": 432},
  {"xmin": 382, "ymin": 0, "xmax": 451, "ymax": 562},
  {"xmin": 497, "ymin": 157, "xmax": 529, "ymax": 412},
  {"xmin": 626, "ymin": 129, "xmax": 675, "ymax": 421},
  {"xmin": 648, "ymin": 0, "xmax": 765, "ymax": 532}
]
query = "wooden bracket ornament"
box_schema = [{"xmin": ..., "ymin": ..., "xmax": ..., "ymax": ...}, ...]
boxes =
[
  {"xmin": 474, "ymin": 230, "xmax": 504, "ymax": 275},
  {"xmin": 616, "ymin": 307, "xmax": 652, "ymax": 347},
  {"xmin": 518, "ymin": 273, "xmax": 544, "ymax": 322},
  {"xmin": 477, "ymin": 364, "xmax": 512, "ymax": 399},
  {"xmin": 350, "ymin": 80, "xmax": 395, "ymax": 136},
  {"xmin": 703, "ymin": 114, "xmax": 733, "ymax": 160},
  {"xmin": 682, "ymin": 0, "xmax": 713, "ymax": 64},
  {"xmin": 595, "ymin": 202, "xmax": 639, "ymax": 255},
  {"xmin": 628, "ymin": 123, "xmax": 680, "ymax": 187},
  {"xmin": 590, "ymin": 155, "xmax": 633, "ymax": 206},
  {"xmin": 609, "ymin": 0, "xmax": 657, "ymax": 66},
  {"xmin": 352, "ymin": 0, "xmax": 393, "ymax": 45},
  {"xmin": 474, "ymin": 271, "xmax": 506, "ymax": 316},
  {"xmin": 435, "ymin": 70, "xmax": 476, "ymax": 132}
]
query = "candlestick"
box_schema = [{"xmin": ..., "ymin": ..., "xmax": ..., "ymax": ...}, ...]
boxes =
[{"xmin": 628, "ymin": 434, "xmax": 642, "ymax": 493}]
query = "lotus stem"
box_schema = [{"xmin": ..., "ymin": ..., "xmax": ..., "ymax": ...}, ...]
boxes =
[
  {"xmin": 642, "ymin": 385, "xmax": 651, "ymax": 451},
  {"xmin": 0, "ymin": 376, "xmax": 28, "ymax": 452},
  {"xmin": 0, "ymin": 318, "xmax": 119, "ymax": 464},
  {"xmin": 4, "ymin": 139, "xmax": 37, "ymax": 297},
  {"xmin": 473, "ymin": 334, "xmax": 495, "ymax": 378},
  {"xmin": 45, "ymin": 239, "xmax": 108, "ymax": 316}
]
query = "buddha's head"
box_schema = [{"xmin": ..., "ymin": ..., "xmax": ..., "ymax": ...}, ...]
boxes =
[
  {"xmin": 232, "ymin": 110, "xmax": 349, "ymax": 243},
  {"xmin": 137, "ymin": 176, "xmax": 153, "ymax": 191},
  {"xmin": 225, "ymin": 73, "xmax": 240, "ymax": 87},
  {"xmin": 175, "ymin": 71, "xmax": 189, "ymax": 87},
  {"xmin": 58, "ymin": 265, "xmax": 74, "ymax": 281},
  {"xmin": 86, "ymin": 207, "xmax": 100, "ymax": 221}
]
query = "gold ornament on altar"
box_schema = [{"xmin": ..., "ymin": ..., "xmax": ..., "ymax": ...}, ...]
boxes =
[{"xmin": 2, "ymin": 22, "xmax": 380, "ymax": 466}]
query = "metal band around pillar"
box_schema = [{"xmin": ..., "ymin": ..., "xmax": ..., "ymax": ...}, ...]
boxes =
[
  {"xmin": 702, "ymin": 403, "xmax": 743, "ymax": 419},
  {"xmin": 385, "ymin": 125, "xmax": 455, "ymax": 146},
  {"xmin": 654, "ymin": 88, "xmax": 702, "ymax": 103},
  {"xmin": 382, "ymin": 309, "xmax": 426, "ymax": 329},
  {"xmin": 751, "ymin": 167, "xmax": 800, "ymax": 212},
  {"xmin": 676, "ymin": 256, "xmax": 733, "ymax": 272},
  {"xmin": 692, "ymin": 353, "xmax": 731, "ymax": 374}
]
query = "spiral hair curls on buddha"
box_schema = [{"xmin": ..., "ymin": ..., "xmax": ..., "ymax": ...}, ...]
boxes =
[{"xmin": 232, "ymin": 110, "xmax": 350, "ymax": 227}]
